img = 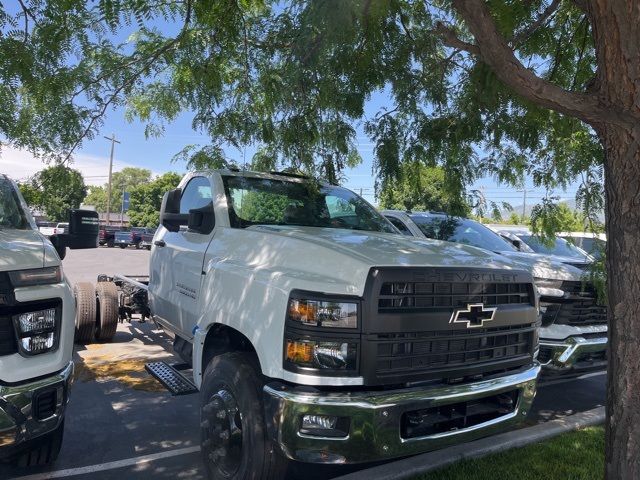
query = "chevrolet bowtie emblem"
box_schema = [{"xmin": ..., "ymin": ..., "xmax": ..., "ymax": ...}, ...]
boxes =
[{"xmin": 450, "ymin": 303, "xmax": 497, "ymax": 328}]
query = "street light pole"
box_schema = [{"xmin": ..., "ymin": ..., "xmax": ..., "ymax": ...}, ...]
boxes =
[{"xmin": 104, "ymin": 134, "xmax": 121, "ymax": 226}]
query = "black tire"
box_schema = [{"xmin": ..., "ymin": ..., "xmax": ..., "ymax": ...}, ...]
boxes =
[
  {"xmin": 95, "ymin": 282, "xmax": 119, "ymax": 342},
  {"xmin": 119, "ymin": 245, "xmax": 126, "ymax": 249},
  {"xmin": 135, "ymin": 242, "xmax": 141, "ymax": 250},
  {"xmin": 200, "ymin": 353, "xmax": 289, "ymax": 480},
  {"xmin": 145, "ymin": 245, "xmax": 151, "ymax": 251},
  {"xmin": 74, "ymin": 283, "xmax": 96, "ymax": 344},
  {"xmin": 107, "ymin": 239, "xmax": 114, "ymax": 248},
  {"xmin": 14, "ymin": 420, "xmax": 64, "ymax": 467}
]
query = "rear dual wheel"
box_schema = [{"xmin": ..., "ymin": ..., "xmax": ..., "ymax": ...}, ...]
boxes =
[
  {"xmin": 95, "ymin": 282, "xmax": 119, "ymax": 342},
  {"xmin": 73, "ymin": 282, "xmax": 119, "ymax": 343}
]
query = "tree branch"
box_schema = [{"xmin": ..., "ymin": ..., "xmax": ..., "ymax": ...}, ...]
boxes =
[
  {"xmin": 511, "ymin": 0, "xmax": 561, "ymax": 47},
  {"xmin": 450, "ymin": 0, "xmax": 631, "ymax": 127},
  {"xmin": 433, "ymin": 22, "xmax": 480, "ymax": 55}
]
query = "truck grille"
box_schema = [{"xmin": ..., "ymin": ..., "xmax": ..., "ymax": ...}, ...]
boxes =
[
  {"xmin": 371, "ymin": 324, "xmax": 535, "ymax": 382},
  {"xmin": 360, "ymin": 268, "xmax": 537, "ymax": 386},
  {"xmin": 0, "ymin": 316, "xmax": 17, "ymax": 356},
  {"xmin": 542, "ymin": 281, "xmax": 607, "ymax": 326},
  {"xmin": 379, "ymin": 282, "xmax": 531, "ymax": 313},
  {"xmin": 0, "ymin": 272, "xmax": 17, "ymax": 356}
]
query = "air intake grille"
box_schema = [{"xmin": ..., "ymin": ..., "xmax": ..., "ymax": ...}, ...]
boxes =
[
  {"xmin": 373, "ymin": 324, "xmax": 535, "ymax": 381},
  {"xmin": 542, "ymin": 281, "xmax": 607, "ymax": 326},
  {"xmin": 378, "ymin": 282, "xmax": 532, "ymax": 313}
]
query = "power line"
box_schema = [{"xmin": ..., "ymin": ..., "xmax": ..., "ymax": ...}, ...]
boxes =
[{"xmin": 104, "ymin": 134, "xmax": 121, "ymax": 226}]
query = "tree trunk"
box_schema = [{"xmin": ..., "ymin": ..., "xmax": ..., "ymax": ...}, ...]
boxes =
[{"xmin": 602, "ymin": 123, "xmax": 640, "ymax": 479}]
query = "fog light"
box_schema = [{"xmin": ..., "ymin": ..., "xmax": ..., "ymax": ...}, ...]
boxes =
[
  {"xmin": 300, "ymin": 415, "xmax": 349, "ymax": 438},
  {"xmin": 20, "ymin": 332, "xmax": 55, "ymax": 353}
]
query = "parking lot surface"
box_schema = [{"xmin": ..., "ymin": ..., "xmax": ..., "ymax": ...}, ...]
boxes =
[{"xmin": 1, "ymin": 248, "xmax": 606, "ymax": 480}]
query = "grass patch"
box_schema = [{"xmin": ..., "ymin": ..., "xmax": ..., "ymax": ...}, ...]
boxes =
[{"xmin": 416, "ymin": 426, "xmax": 604, "ymax": 480}]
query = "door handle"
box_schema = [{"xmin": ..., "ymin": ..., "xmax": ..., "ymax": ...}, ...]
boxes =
[{"xmin": 154, "ymin": 240, "xmax": 166, "ymax": 247}]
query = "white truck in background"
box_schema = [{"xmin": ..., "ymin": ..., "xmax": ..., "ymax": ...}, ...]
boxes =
[
  {"xmin": 0, "ymin": 174, "xmax": 98, "ymax": 466},
  {"xmin": 382, "ymin": 211, "xmax": 607, "ymax": 377},
  {"xmin": 94, "ymin": 169, "xmax": 541, "ymax": 479}
]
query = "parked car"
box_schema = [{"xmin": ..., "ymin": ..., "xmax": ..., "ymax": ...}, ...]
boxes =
[
  {"xmin": 488, "ymin": 225, "xmax": 594, "ymax": 269},
  {"xmin": 559, "ymin": 232, "xmax": 606, "ymax": 260},
  {"xmin": 98, "ymin": 226, "xmax": 121, "ymax": 248},
  {"xmin": 139, "ymin": 228, "xmax": 156, "ymax": 250},
  {"xmin": 38, "ymin": 222, "xmax": 69, "ymax": 237},
  {"xmin": 382, "ymin": 210, "xmax": 608, "ymax": 377},
  {"xmin": 114, "ymin": 227, "xmax": 154, "ymax": 249},
  {"xmin": 0, "ymin": 174, "xmax": 99, "ymax": 466},
  {"xmin": 87, "ymin": 170, "xmax": 541, "ymax": 479}
]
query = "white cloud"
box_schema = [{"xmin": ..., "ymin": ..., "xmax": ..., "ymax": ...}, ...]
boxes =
[{"xmin": 0, "ymin": 146, "xmax": 152, "ymax": 186}]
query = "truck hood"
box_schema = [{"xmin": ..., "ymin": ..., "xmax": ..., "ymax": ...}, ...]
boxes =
[
  {"xmin": 247, "ymin": 225, "xmax": 523, "ymax": 270},
  {"xmin": 498, "ymin": 251, "xmax": 584, "ymax": 281},
  {"xmin": 0, "ymin": 228, "xmax": 47, "ymax": 271}
]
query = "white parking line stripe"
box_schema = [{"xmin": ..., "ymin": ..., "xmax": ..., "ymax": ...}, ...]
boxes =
[{"xmin": 9, "ymin": 446, "xmax": 201, "ymax": 480}]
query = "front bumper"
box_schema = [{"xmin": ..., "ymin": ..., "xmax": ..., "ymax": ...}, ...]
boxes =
[
  {"xmin": 0, "ymin": 361, "xmax": 73, "ymax": 454},
  {"xmin": 264, "ymin": 364, "xmax": 540, "ymax": 464},
  {"xmin": 538, "ymin": 336, "xmax": 607, "ymax": 376}
]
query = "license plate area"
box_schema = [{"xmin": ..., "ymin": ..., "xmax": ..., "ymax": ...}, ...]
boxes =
[{"xmin": 400, "ymin": 389, "xmax": 519, "ymax": 439}]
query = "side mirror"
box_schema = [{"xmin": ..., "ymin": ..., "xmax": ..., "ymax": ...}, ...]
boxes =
[
  {"xmin": 49, "ymin": 209, "xmax": 100, "ymax": 259},
  {"xmin": 188, "ymin": 202, "xmax": 215, "ymax": 234},
  {"xmin": 512, "ymin": 239, "xmax": 522, "ymax": 251},
  {"xmin": 160, "ymin": 188, "xmax": 188, "ymax": 232}
]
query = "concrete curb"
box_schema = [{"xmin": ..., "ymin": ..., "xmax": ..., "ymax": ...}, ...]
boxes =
[{"xmin": 334, "ymin": 406, "xmax": 605, "ymax": 480}]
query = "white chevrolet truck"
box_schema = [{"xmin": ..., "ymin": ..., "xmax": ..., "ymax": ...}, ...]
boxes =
[
  {"xmin": 0, "ymin": 174, "xmax": 98, "ymax": 466},
  {"xmin": 99, "ymin": 170, "xmax": 541, "ymax": 479}
]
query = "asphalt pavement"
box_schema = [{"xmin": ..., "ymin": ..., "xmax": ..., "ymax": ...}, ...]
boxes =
[{"xmin": 0, "ymin": 247, "xmax": 607, "ymax": 480}]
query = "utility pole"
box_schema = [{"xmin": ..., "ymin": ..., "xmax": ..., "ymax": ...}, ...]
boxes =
[
  {"xmin": 518, "ymin": 188, "xmax": 532, "ymax": 221},
  {"xmin": 104, "ymin": 134, "xmax": 120, "ymax": 226}
]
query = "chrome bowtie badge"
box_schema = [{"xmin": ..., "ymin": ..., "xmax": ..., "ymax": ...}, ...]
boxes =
[{"xmin": 450, "ymin": 303, "xmax": 497, "ymax": 328}]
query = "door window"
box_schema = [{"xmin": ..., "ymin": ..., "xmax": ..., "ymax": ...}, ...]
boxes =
[
  {"xmin": 386, "ymin": 216, "xmax": 413, "ymax": 236},
  {"xmin": 180, "ymin": 177, "xmax": 213, "ymax": 214}
]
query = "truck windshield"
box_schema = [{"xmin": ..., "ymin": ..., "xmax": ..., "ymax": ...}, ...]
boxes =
[
  {"xmin": 410, "ymin": 215, "xmax": 517, "ymax": 252},
  {"xmin": 0, "ymin": 177, "xmax": 31, "ymax": 230},
  {"xmin": 223, "ymin": 176, "xmax": 396, "ymax": 234},
  {"xmin": 518, "ymin": 234, "xmax": 591, "ymax": 260}
]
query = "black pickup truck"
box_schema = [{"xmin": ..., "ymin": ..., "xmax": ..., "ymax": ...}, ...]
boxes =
[{"xmin": 114, "ymin": 227, "xmax": 156, "ymax": 250}]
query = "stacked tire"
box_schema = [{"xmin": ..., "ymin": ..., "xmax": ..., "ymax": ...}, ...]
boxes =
[{"xmin": 74, "ymin": 282, "xmax": 119, "ymax": 344}]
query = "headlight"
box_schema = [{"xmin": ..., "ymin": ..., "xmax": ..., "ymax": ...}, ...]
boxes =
[
  {"xmin": 288, "ymin": 298, "xmax": 358, "ymax": 329},
  {"xmin": 285, "ymin": 339, "xmax": 357, "ymax": 371},
  {"xmin": 12, "ymin": 307, "xmax": 59, "ymax": 355},
  {"xmin": 534, "ymin": 277, "xmax": 565, "ymax": 299},
  {"xmin": 9, "ymin": 267, "xmax": 62, "ymax": 287}
]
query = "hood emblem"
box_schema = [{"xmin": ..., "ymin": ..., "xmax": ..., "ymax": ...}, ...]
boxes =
[{"xmin": 450, "ymin": 303, "xmax": 497, "ymax": 328}]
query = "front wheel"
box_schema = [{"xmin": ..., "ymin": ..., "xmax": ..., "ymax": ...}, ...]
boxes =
[
  {"xmin": 119, "ymin": 245, "xmax": 126, "ymax": 249},
  {"xmin": 200, "ymin": 353, "xmax": 289, "ymax": 480}
]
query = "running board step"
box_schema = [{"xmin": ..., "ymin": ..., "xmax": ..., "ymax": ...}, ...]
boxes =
[{"xmin": 145, "ymin": 361, "xmax": 198, "ymax": 395}]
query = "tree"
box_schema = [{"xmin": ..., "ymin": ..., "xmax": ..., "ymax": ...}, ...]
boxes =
[
  {"xmin": 23, "ymin": 165, "xmax": 86, "ymax": 221},
  {"xmin": 83, "ymin": 185, "xmax": 107, "ymax": 212},
  {"xmin": 128, "ymin": 172, "xmax": 182, "ymax": 227},
  {"xmin": 531, "ymin": 202, "xmax": 586, "ymax": 233},
  {"xmin": 17, "ymin": 182, "xmax": 42, "ymax": 210},
  {"xmin": 109, "ymin": 167, "xmax": 152, "ymax": 213},
  {"xmin": 1, "ymin": 1, "xmax": 639, "ymax": 475},
  {"xmin": 378, "ymin": 163, "xmax": 471, "ymax": 215}
]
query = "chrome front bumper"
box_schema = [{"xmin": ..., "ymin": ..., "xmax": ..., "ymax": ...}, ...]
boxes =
[
  {"xmin": 263, "ymin": 364, "xmax": 540, "ymax": 464},
  {"xmin": 539, "ymin": 336, "xmax": 607, "ymax": 375},
  {"xmin": 0, "ymin": 361, "xmax": 73, "ymax": 452}
]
